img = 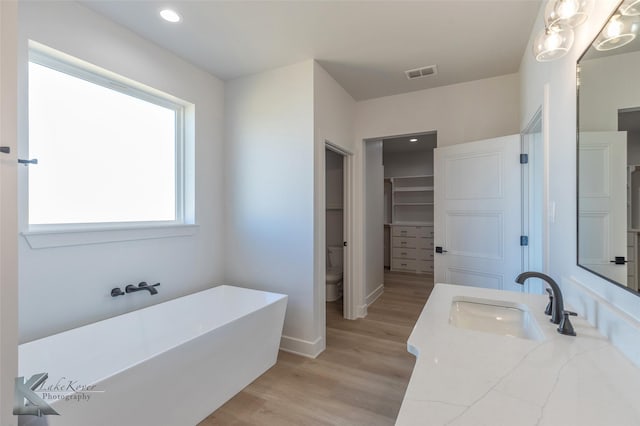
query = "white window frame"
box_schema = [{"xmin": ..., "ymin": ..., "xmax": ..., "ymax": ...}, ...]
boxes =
[{"xmin": 22, "ymin": 42, "xmax": 197, "ymax": 248}]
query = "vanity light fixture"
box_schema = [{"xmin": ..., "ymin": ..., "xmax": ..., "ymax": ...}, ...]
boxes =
[
  {"xmin": 544, "ymin": 0, "xmax": 592, "ymax": 28},
  {"xmin": 533, "ymin": 0, "xmax": 591, "ymax": 62},
  {"xmin": 160, "ymin": 9, "xmax": 181, "ymax": 23},
  {"xmin": 620, "ymin": 0, "xmax": 640, "ymax": 16},
  {"xmin": 594, "ymin": 13, "xmax": 638, "ymax": 51},
  {"xmin": 533, "ymin": 24, "xmax": 575, "ymax": 62}
]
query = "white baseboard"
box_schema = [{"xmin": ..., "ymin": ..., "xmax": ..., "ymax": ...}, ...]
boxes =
[
  {"xmin": 356, "ymin": 304, "xmax": 368, "ymax": 318},
  {"xmin": 366, "ymin": 284, "xmax": 384, "ymax": 307},
  {"xmin": 280, "ymin": 335, "xmax": 324, "ymax": 359}
]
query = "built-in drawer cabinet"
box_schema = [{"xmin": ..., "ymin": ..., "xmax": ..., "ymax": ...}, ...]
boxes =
[
  {"xmin": 392, "ymin": 236, "xmax": 417, "ymax": 248},
  {"xmin": 416, "ymin": 225, "xmax": 434, "ymax": 238},
  {"xmin": 419, "ymin": 261, "xmax": 434, "ymax": 274},
  {"xmin": 391, "ymin": 225, "xmax": 434, "ymax": 274},
  {"xmin": 393, "ymin": 226, "xmax": 418, "ymax": 238},
  {"xmin": 392, "ymin": 247, "xmax": 418, "ymax": 259},
  {"xmin": 417, "ymin": 238, "xmax": 434, "ymax": 250},
  {"xmin": 628, "ymin": 231, "xmax": 639, "ymax": 291},
  {"xmin": 392, "ymin": 258, "xmax": 417, "ymax": 272},
  {"xmin": 419, "ymin": 249, "xmax": 434, "ymax": 261}
]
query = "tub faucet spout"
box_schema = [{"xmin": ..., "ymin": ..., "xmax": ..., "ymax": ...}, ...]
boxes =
[{"xmin": 125, "ymin": 282, "xmax": 160, "ymax": 295}]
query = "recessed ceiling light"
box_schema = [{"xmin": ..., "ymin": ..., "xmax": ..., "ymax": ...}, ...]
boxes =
[
  {"xmin": 160, "ymin": 9, "xmax": 181, "ymax": 23},
  {"xmin": 409, "ymin": 138, "xmax": 418, "ymax": 143}
]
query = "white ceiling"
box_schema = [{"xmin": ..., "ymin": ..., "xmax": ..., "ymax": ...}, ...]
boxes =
[{"xmin": 82, "ymin": 0, "xmax": 541, "ymax": 101}]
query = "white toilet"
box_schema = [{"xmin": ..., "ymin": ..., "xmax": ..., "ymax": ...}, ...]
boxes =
[{"xmin": 326, "ymin": 246, "xmax": 343, "ymax": 302}]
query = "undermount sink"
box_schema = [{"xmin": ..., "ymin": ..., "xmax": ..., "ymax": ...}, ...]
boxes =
[{"xmin": 449, "ymin": 296, "xmax": 544, "ymax": 341}]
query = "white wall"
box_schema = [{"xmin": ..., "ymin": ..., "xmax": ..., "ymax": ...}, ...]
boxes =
[
  {"xmin": 225, "ymin": 60, "xmax": 318, "ymax": 355},
  {"xmin": 365, "ymin": 141, "xmax": 384, "ymax": 304},
  {"xmin": 519, "ymin": 0, "xmax": 640, "ymax": 330},
  {"xmin": 18, "ymin": 2, "xmax": 225, "ymax": 342},
  {"xmin": 313, "ymin": 62, "xmax": 356, "ymax": 341},
  {"xmin": 0, "ymin": 2, "xmax": 19, "ymax": 425},
  {"xmin": 314, "ymin": 62, "xmax": 357, "ymax": 153},
  {"xmin": 383, "ymin": 150, "xmax": 434, "ymax": 178},
  {"xmin": 355, "ymin": 73, "xmax": 520, "ymax": 147},
  {"xmin": 352, "ymin": 73, "xmax": 519, "ymax": 312}
]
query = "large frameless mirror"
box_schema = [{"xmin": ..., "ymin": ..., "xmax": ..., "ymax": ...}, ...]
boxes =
[{"xmin": 577, "ymin": 0, "xmax": 640, "ymax": 295}]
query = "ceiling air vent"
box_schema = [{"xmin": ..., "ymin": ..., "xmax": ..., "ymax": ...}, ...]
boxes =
[{"xmin": 405, "ymin": 65, "xmax": 438, "ymax": 80}]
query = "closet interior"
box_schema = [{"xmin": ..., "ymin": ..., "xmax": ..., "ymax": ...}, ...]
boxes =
[{"xmin": 383, "ymin": 132, "xmax": 436, "ymax": 275}]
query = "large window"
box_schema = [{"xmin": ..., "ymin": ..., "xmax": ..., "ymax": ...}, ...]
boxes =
[{"xmin": 28, "ymin": 50, "xmax": 185, "ymax": 228}]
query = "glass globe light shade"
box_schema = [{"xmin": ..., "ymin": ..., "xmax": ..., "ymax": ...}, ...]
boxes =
[
  {"xmin": 594, "ymin": 14, "xmax": 638, "ymax": 51},
  {"xmin": 533, "ymin": 25, "xmax": 575, "ymax": 62},
  {"xmin": 544, "ymin": 0, "xmax": 592, "ymax": 28},
  {"xmin": 620, "ymin": 0, "xmax": 640, "ymax": 16}
]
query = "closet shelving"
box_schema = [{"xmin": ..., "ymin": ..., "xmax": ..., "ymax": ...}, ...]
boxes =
[
  {"xmin": 387, "ymin": 174, "xmax": 435, "ymax": 274},
  {"xmin": 390, "ymin": 175, "xmax": 434, "ymax": 224}
]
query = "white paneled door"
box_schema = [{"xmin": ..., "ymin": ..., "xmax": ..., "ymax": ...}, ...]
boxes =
[
  {"xmin": 578, "ymin": 131, "xmax": 627, "ymax": 284},
  {"xmin": 434, "ymin": 135, "xmax": 522, "ymax": 291}
]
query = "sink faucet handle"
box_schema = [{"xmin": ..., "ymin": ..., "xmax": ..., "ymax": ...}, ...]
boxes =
[
  {"xmin": 558, "ymin": 310, "xmax": 577, "ymax": 336},
  {"xmin": 544, "ymin": 288, "xmax": 554, "ymax": 316}
]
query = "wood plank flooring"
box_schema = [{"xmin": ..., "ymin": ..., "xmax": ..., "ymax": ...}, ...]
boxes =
[{"xmin": 199, "ymin": 270, "xmax": 433, "ymax": 426}]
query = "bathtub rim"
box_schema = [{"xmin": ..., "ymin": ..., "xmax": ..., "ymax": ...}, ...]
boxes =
[{"xmin": 18, "ymin": 285, "xmax": 287, "ymax": 401}]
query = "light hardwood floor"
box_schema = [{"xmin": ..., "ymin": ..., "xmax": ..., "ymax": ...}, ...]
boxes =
[{"xmin": 199, "ymin": 270, "xmax": 433, "ymax": 426}]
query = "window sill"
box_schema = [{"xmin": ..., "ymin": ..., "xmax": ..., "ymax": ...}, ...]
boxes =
[{"xmin": 22, "ymin": 224, "xmax": 199, "ymax": 249}]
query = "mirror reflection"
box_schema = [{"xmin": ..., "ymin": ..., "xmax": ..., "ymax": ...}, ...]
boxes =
[{"xmin": 577, "ymin": 1, "xmax": 640, "ymax": 294}]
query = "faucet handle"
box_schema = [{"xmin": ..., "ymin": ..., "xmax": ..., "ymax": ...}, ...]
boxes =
[
  {"xmin": 544, "ymin": 288, "xmax": 554, "ymax": 316},
  {"xmin": 111, "ymin": 287, "xmax": 125, "ymax": 297},
  {"xmin": 558, "ymin": 310, "xmax": 577, "ymax": 336}
]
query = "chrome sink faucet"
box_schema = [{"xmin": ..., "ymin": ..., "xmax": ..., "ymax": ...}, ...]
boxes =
[{"xmin": 515, "ymin": 272, "xmax": 576, "ymax": 336}]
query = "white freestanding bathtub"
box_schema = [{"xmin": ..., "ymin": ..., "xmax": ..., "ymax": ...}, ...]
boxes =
[{"xmin": 18, "ymin": 285, "xmax": 287, "ymax": 426}]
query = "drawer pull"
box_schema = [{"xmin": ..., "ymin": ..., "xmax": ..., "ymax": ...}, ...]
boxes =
[
  {"xmin": 401, "ymin": 252, "xmax": 407, "ymax": 255},
  {"xmin": 401, "ymin": 263, "xmax": 407, "ymax": 266}
]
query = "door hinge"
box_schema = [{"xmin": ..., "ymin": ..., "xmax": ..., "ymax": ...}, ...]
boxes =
[
  {"xmin": 520, "ymin": 154, "xmax": 528, "ymax": 164},
  {"xmin": 18, "ymin": 158, "xmax": 38, "ymax": 166},
  {"xmin": 520, "ymin": 236, "xmax": 529, "ymax": 246}
]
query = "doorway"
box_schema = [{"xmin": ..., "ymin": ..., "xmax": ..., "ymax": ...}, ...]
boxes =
[
  {"xmin": 521, "ymin": 109, "xmax": 546, "ymax": 294},
  {"xmin": 363, "ymin": 131, "xmax": 436, "ymax": 314},
  {"xmin": 434, "ymin": 135, "xmax": 521, "ymax": 290},
  {"xmin": 325, "ymin": 147, "xmax": 346, "ymax": 319}
]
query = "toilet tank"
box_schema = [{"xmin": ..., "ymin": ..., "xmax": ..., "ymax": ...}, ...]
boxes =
[{"xmin": 327, "ymin": 246, "xmax": 343, "ymax": 269}]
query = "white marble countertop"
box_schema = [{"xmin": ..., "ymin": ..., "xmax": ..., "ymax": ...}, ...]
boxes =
[{"xmin": 396, "ymin": 284, "xmax": 640, "ymax": 426}]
